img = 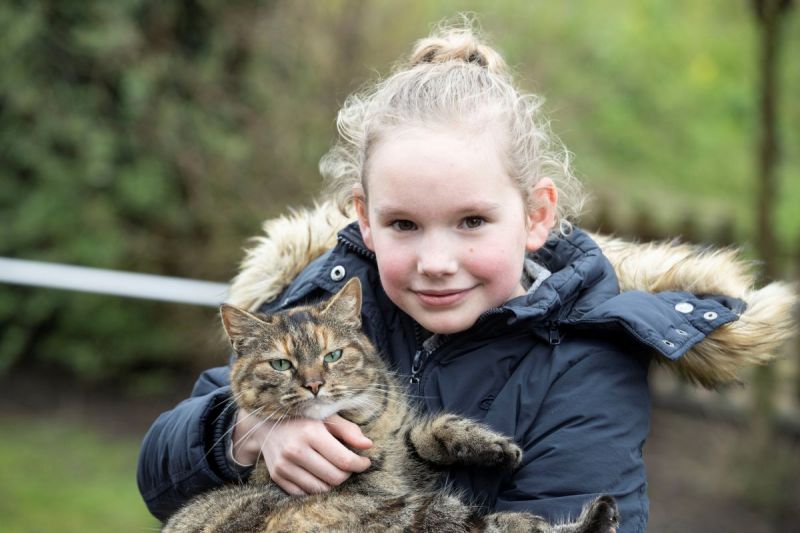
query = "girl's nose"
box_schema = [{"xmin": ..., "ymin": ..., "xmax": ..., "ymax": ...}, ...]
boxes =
[{"xmin": 416, "ymin": 234, "xmax": 458, "ymax": 277}]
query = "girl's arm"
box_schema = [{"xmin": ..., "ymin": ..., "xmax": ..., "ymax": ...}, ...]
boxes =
[
  {"xmin": 496, "ymin": 345, "xmax": 651, "ymax": 533},
  {"xmin": 136, "ymin": 366, "xmax": 243, "ymax": 521}
]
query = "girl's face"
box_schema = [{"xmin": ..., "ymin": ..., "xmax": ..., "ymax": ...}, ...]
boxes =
[{"xmin": 355, "ymin": 126, "xmax": 556, "ymax": 335}]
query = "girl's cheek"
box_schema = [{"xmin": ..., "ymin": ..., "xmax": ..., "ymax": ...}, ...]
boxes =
[
  {"xmin": 375, "ymin": 252, "xmax": 411, "ymax": 286},
  {"xmin": 466, "ymin": 245, "xmax": 514, "ymax": 276}
]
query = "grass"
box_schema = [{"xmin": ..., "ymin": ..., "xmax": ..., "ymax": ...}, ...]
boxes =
[{"xmin": 0, "ymin": 417, "xmax": 160, "ymax": 533}]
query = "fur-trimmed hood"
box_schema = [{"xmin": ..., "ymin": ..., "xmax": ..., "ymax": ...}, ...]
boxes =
[{"xmin": 228, "ymin": 201, "xmax": 797, "ymax": 389}]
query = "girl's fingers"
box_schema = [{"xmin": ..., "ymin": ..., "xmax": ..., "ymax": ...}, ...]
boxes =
[
  {"xmin": 288, "ymin": 445, "xmax": 354, "ymax": 487},
  {"xmin": 271, "ymin": 460, "xmax": 331, "ymax": 495},
  {"xmin": 271, "ymin": 477, "xmax": 306, "ymax": 498},
  {"xmin": 325, "ymin": 414, "xmax": 374, "ymax": 450},
  {"xmin": 311, "ymin": 428, "xmax": 371, "ymax": 474}
]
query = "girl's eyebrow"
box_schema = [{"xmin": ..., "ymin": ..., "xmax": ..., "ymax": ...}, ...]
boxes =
[
  {"xmin": 374, "ymin": 201, "xmax": 503, "ymax": 218},
  {"xmin": 455, "ymin": 201, "xmax": 503, "ymax": 214}
]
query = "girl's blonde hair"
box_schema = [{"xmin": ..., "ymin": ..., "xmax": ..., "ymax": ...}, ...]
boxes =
[{"xmin": 320, "ymin": 17, "xmax": 584, "ymax": 234}]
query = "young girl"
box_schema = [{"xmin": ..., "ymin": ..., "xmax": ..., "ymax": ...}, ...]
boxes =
[{"xmin": 137, "ymin": 22, "xmax": 795, "ymax": 532}]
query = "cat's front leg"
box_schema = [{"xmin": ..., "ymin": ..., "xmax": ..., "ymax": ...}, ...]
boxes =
[{"xmin": 408, "ymin": 413, "xmax": 521, "ymax": 469}]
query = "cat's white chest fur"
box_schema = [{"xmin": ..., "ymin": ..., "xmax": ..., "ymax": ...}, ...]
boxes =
[{"xmin": 303, "ymin": 394, "xmax": 368, "ymax": 420}]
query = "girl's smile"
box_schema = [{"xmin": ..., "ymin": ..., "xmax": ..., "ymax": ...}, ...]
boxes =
[
  {"xmin": 354, "ymin": 125, "xmax": 555, "ymax": 335},
  {"xmin": 413, "ymin": 287, "xmax": 475, "ymax": 307}
]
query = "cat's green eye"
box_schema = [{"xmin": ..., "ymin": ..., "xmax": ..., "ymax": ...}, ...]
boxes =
[
  {"xmin": 270, "ymin": 359, "xmax": 293, "ymax": 371},
  {"xmin": 323, "ymin": 349, "xmax": 343, "ymax": 363}
]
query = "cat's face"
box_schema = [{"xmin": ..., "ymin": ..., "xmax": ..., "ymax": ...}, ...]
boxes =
[{"xmin": 220, "ymin": 278, "xmax": 382, "ymax": 420}]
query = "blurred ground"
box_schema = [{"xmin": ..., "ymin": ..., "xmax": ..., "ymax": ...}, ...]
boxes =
[
  {"xmin": 1, "ymin": 372, "xmax": 798, "ymax": 532},
  {"xmin": 645, "ymin": 408, "xmax": 799, "ymax": 532}
]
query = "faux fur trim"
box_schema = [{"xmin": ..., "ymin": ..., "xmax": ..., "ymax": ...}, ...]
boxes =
[
  {"xmin": 228, "ymin": 202, "xmax": 353, "ymax": 313},
  {"xmin": 228, "ymin": 201, "xmax": 797, "ymax": 389},
  {"xmin": 593, "ymin": 235, "xmax": 797, "ymax": 388}
]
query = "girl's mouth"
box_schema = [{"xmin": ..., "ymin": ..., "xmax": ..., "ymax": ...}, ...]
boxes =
[{"xmin": 414, "ymin": 288, "xmax": 472, "ymax": 307}]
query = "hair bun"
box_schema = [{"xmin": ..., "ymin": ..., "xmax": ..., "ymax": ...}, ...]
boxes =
[{"xmin": 408, "ymin": 25, "xmax": 507, "ymax": 74}]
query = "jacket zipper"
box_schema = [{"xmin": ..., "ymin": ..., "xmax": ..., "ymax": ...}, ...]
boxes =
[
  {"xmin": 409, "ymin": 323, "xmax": 433, "ymax": 388},
  {"xmin": 407, "ymin": 309, "xmax": 508, "ymax": 391},
  {"xmin": 337, "ymin": 233, "xmax": 376, "ymax": 261},
  {"xmin": 410, "ymin": 349, "xmax": 426, "ymax": 384}
]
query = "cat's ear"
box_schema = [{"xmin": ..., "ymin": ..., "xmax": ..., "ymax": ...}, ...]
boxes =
[
  {"xmin": 320, "ymin": 277, "xmax": 362, "ymax": 328},
  {"xmin": 220, "ymin": 304, "xmax": 269, "ymax": 354}
]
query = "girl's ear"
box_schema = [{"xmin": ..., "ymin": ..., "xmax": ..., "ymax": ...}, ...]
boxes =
[
  {"xmin": 353, "ymin": 183, "xmax": 375, "ymax": 251},
  {"xmin": 525, "ymin": 178, "xmax": 558, "ymax": 253}
]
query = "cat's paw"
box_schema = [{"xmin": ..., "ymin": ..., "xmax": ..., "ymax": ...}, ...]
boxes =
[
  {"xmin": 412, "ymin": 414, "xmax": 522, "ymax": 469},
  {"xmin": 580, "ymin": 495, "xmax": 619, "ymax": 533},
  {"xmin": 458, "ymin": 429, "xmax": 522, "ymax": 469}
]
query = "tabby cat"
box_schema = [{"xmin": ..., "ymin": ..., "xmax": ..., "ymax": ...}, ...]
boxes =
[{"xmin": 163, "ymin": 278, "xmax": 619, "ymax": 533}]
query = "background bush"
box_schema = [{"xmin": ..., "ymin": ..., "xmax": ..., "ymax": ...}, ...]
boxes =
[{"xmin": 1, "ymin": 0, "xmax": 798, "ymax": 386}]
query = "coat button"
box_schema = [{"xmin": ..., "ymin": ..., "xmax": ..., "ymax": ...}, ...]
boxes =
[
  {"xmin": 674, "ymin": 302, "xmax": 694, "ymax": 313},
  {"xmin": 662, "ymin": 339, "xmax": 675, "ymax": 348},
  {"xmin": 330, "ymin": 265, "xmax": 346, "ymax": 281},
  {"xmin": 676, "ymin": 329, "xmax": 689, "ymax": 336},
  {"xmin": 703, "ymin": 311, "xmax": 718, "ymax": 320}
]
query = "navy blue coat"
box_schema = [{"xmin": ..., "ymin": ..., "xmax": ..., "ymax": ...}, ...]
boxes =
[{"xmin": 137, "ymin": 225, "xmax": 741, "ymax": 532}]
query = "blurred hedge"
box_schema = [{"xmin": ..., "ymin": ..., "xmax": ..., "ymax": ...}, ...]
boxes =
[
  {"xmin": 1, "ymin": 0, "xmax": 797, "ymax": 387},
  {"xmin": 0, "ymin": 0, "xmax": 370, "ymax": 386}
]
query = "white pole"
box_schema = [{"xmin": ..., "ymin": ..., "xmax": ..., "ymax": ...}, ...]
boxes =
[{"xmin": 0, "ymin": 257, "xmax": 228, "ymax": 307}]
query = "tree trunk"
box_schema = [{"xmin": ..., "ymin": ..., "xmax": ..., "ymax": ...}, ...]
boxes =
[
  {"xmin": 745, "ymin": 3, "xmax": 795, "ymax": 527},
  {"xmin": 753, "ymin": 0, "xmax": 785, "ymax": 283}
]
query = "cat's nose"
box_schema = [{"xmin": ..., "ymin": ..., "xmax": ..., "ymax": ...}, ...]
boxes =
[{"xmin": 304, "ymin": 380, "xmax": 325, "ymax": 396}]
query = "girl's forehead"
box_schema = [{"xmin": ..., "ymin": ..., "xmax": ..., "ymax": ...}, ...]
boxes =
[
  {"xmin": 367, "ymin": 128, "xmax": 515, "ymax": 190},
  {"xmin": 370, "ymin": 127, "xmax": 502, "ymax": 172},
  {"xmin": 365, "ymin": 144, "xmax": 525, "ymax": 218}
]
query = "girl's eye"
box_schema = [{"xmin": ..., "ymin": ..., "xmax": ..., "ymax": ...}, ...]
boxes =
[
  {"xmin": 270, "ymin": 359, "xmax": 293, "ymax": 371},
  {"xmin": 391, "ymin": 220, "xmax": 417, "ymax": 231},
  {"xmin": 461, "ymin": 216, "xmax": 485, "ymax": 229},
  {"xmin": 323, "ymin": 349, "xmax": 343, "ymax": 363}
]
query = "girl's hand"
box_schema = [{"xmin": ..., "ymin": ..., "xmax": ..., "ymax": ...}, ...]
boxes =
[{"xmin": 231, "ymin": 409, "xmax": 373, "ymax": 496}]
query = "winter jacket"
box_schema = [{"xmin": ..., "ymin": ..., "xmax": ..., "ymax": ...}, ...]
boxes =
[{"xmin": 137, "ymin": 201, "xmax": 795, "ymax": 532}]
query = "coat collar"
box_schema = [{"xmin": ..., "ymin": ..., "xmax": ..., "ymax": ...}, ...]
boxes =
[{"xmin": 227, "ymin": 201, "xmax": 797, "ymax": 389}]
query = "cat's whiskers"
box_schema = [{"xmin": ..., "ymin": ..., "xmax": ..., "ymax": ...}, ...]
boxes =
[
  {"xmin": 195, "ymin": 404, "xmax": 266, "ymax": 467},
  {"xmin": 230, "ymin": 406, "xmax": 272, "ymax": 450},
  {"xmin": 208, "ymin": 390, "xmax": 247, "ymax": 427},
  {"xmin": 258, "ymin": 409, "xmax": 292, "ymax": 453}
]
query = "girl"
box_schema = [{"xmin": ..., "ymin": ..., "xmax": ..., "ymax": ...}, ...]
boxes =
[{"xmin": 137, "ymin": 21, "xmax": 794, "ymax": 532}]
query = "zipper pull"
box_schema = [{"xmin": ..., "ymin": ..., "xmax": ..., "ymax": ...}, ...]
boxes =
[
  {"xmin": 548, "ymin": 324, "xmax": 561, "ymax": 345},
  {"xmin": 410, "ymin": 349, "xmax": 424, "ymax": 384}
]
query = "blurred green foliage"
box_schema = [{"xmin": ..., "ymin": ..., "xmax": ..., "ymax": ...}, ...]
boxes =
[{"xmin": 0, "ymin": 0, "xmax": 797, "ymax": 385}]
